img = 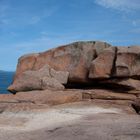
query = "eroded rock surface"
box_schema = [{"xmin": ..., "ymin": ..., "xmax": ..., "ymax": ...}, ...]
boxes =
[
  {"xmin": 8, "ymin": 65, "xmax": 69, "ymax": 93},
  {"xmin": 114, "ymin": 46, "xmax": 140, "ymax": 78},
  {"xmin": 89, "ymin": 47, "xmax": 116, "ymax": 79}
]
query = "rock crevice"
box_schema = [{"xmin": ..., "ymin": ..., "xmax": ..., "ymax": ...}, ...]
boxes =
[{"xmin": 111, "ymin": 47, "xmax": 118, "ymax": 76}]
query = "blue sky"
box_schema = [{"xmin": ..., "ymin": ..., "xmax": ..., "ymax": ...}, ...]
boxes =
[{"xmin": 0, "ymin": 0, "xmax": 140, "ymax": 71}]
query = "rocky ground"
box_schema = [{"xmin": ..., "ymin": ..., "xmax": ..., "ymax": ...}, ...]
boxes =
[
  {"xmin": 0, "ymin": 101, "xmax": 139, "ymax": 140},
  {"xmin": 0, "ymin": 89, "xmax": 139, "ymax": 140}
]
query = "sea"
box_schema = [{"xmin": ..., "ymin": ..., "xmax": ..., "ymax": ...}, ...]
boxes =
[{"xmin": 0, "ymin": 71, "xmax": 15, "ymax": 94}]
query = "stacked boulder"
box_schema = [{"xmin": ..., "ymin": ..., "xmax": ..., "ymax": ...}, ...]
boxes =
[{"xmin": 9, "ymin": 41, "xmax": 140, "ymax": 92}]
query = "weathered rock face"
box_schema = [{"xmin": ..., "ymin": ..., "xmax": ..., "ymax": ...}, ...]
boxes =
[
  {"xmin": 8, "ymin": 72, "xmax": 42, "ymax": 93},
  {"xmin": 89, "ymin": 46, "xmax": 140, "ymax": 80},
  {"xmin": 15, "ymin": 53, "xmax": 39, "ymax": 79},
  {"xmin": 41, "ymin": 77, "xmax": 65, "ymax": 90},
  {"xmin": 8, "ymin": 65, "xmax": 69, "ymax": 93},
  {"xmin": 88, "ymin": 46, "xmax": 140, "ymax": 92},
  {"xmin": 114, "ymin": 46, "xmax": 140, "ymax": 78},
  {"xmin": 14, "ymin": 41, "xmax": 111, "ymax": 83},
  {"xmin": 89, "ymin": 47, "xmax": 116, "ymax": 79}
]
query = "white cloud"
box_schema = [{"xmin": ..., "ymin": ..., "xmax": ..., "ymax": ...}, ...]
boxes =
[{"xmin": 95, "ymin": 0, "xmax": 140, "ymax": 12}]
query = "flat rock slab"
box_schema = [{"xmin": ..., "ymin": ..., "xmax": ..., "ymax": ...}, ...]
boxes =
[
  {"xmin": 82, "ymin": 89, "xmax": 137, "ymax": 100},
  {"xmin": 0, "ymin": 89, "xmax": 138, "ymax": 113},
  {"xmin": 0, "ymin": 101, "xmax": 139, "ymax": 140}
]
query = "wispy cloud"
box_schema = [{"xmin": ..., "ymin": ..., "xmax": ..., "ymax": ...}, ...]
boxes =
[{"xmin": 95, "ymin": 0, "xmax": 140, "ymax": 12}]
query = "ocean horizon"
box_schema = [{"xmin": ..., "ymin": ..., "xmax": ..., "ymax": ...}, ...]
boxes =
[{"xmin": 0, "ymin": 71, "xmax": 14, "ymax": 94}]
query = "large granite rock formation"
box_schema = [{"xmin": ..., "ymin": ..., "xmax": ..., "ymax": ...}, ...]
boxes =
[
  {"xmin": 7, "ymin": 41, "xmax": 140, "ymax": 114},
  {"xmin": 9, "ymin": 41, "xmax": 140, "ymax": 92}
]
